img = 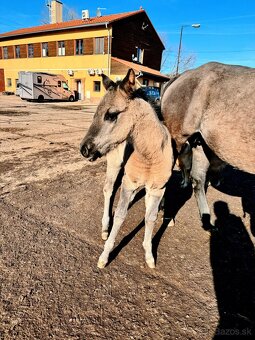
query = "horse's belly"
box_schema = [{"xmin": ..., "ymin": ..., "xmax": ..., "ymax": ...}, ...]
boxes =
[{"xmin": 125, "ymin": 155, "xmax": 172, "ymax": 189}]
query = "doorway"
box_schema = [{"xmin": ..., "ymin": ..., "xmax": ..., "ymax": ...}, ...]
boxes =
[
  {"xmin": 75, "ymin": 79, "xmax": 82, "ymax": 100},
  {"xmin": 0, "ymin": 69, "xmax": 5, "ymax": 92}
]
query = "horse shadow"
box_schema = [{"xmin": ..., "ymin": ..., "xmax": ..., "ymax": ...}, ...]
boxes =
[
  {"xmin": 152, "ymin": 170, "xmax": 193, "ymax": 261},
  {"xmin": 210, "ymin": 165, "xmax": 255, "ymax": 237},
  {"xmin": 210, "ymin": 201, "xmax": 255, "ymax": 338}
]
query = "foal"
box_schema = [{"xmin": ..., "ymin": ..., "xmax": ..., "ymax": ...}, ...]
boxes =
[{"xmin": 80, "ymin": 69, "xmax": 173, "ymax": 268}]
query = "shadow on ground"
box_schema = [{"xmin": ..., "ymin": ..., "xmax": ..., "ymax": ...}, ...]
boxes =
[
  {"xmin": 210, "ymin": 166, "xmax": 255, "ymax": 237},
  {"xmin": 210, "ymin": 201, "xmax": 255, "ymax": 338}
]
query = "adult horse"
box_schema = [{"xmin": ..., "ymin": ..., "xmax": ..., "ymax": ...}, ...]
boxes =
[
  {"xmin": 161, "ymin": 62, "xmax": 255, "ymax": 174},
  {"xmin": 161, "ymin": 62, "xmax": 255, "ymax": 228}
]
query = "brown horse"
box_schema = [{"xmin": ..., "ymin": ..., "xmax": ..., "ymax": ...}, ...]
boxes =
[
  {"xmin": 80, "ymin": 69, "xmax": 173, "ymax": 268},
  {"xmin": 161, "ymin": 62, "xmax": 255, "ymax": 227}
]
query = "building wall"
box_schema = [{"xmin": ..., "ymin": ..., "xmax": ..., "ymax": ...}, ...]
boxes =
[
  {"xmin": 112, "ymin": 12, "xmax": 164, "ymax": 70},
  {"xmin": 111, "ymin": 59, "xmax": 162, "ymax": 88},
  {"xmin": 0, "ymin": 27, "xmax": 112, "ymax": 100}
]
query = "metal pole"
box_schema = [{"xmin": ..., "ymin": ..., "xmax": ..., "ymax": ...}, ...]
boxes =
[{"xmin": 176, "ymin": 25, "xmax": 184, "ymax": 75}]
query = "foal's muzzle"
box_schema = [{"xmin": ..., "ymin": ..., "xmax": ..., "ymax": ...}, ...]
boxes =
[{"xmin": 80, "ymin": 141, "xmax": 101, "ymax": 162}]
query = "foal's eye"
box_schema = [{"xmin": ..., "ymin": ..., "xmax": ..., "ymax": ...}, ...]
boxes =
[{"xmin": 104, "ymin": 111, "xmax": 119, "ymax": 122}]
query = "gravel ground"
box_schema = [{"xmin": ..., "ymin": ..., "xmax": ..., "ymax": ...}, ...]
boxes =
[{"xmin": 0, "ymin": 95, "xmax": 255, "ymax": 339}]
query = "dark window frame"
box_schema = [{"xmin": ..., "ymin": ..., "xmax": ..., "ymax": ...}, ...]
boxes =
[
  {"xmin": 15, "ymin": 45, "xmax": 20, "ymax": 58},
  {"xmin": 76, "ymin": 39, "xmax": 83, "ymax": 55},
  {"xmin": 94, "ymin": 37, "xmax": 104, "ymax": 54},
  {"xmin": 28, "ymin": 44, "xmax": 34, "ymax": 58},
  {"xmin": 7, "ymin": 78, "xmax": 12, "ymax": 87},
  {"xmin": 93, "ymin": 80, "xmax": 101, "ymax": 92},
  {"xmin": 137, "ymin": 47, "xmax": 144, "ymax": 64},
  {"xmin": 3, "ymin": 46, "xmax": 8, "ymax": 59},
  {"xmin": 42, "ymin": 42, "xmax": 49, "ymax": 57},
  {"xmin": 58, "ymin": 41, "xmax": 65, "ymax": 56}
]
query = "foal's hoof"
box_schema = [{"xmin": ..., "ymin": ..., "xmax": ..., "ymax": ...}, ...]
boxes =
[
  {"xmin": 97, "ymin": 258, "xmax": 107, "ymax": 269},
  {"xmin": 146, "ymin": 259, "xmax": 156, "ymax": 269},
  {"xmin": 101, "ymin": 231, "xmax": 108, "ymax": 241}
]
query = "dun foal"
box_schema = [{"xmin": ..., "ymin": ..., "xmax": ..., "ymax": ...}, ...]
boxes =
[{"xmin": 80, "ymin": 69, "xmax": 173, "ymax": 268}]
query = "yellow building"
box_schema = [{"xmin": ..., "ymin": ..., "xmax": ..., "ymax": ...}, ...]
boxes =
[{"xmin": 0, "ymin": 1, "xmax": 169, "ymax": 101}]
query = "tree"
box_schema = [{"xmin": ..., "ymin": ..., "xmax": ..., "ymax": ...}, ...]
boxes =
[
  {"xmin": 161, "ymin": 48, "xmax": 197, "ymax": 76},
  {"xmin": 159, "ymin": 34, "xmax": 197, "ymax": 75}
]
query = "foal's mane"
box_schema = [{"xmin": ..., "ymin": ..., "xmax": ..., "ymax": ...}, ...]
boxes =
[{"xmin": 107, "ymin": 80, "xmax": 148, "ymax": 100}]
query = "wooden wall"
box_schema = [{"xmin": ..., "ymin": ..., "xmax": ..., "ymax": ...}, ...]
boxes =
[
  {"xmin": 7, "ymin": 46, "xmax": 14, "ymax": 59},
  {"xmin": 20, "ymin": 44, "xmax": 27, "ymax": 58},
  {"xmin": 111, "ymin": 12, "xmax": 164, "ymax": 70},
  {"xmin": 48, "ymin": 41, "xmax": 57, "ymax": 57},
  {"xmin": 33, "ymin": 43, "xmax": 41, "ymax": 58}
]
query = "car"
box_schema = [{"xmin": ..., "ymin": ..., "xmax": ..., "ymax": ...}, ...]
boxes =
[{"xmin": 141, "ymin": 86, "xmax": 160, "ymax": 105}]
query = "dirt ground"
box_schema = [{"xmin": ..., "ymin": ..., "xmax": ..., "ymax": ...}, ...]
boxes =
[{"xmin": 0, "ymin": 94, "xmax": 255, "ymax": 339}]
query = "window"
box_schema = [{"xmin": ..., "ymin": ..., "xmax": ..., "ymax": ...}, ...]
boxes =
[
  {"xmin": 37, "ymin": 76, "xmax": 42, "ymax": 83},
  {"xmin": 28, "ymin": 44, "xmax": 34, "ymax": 58},
  {"xmin": 3, "ymin": 47, "xmax": 8, "ymax": 59},
  {"xmin": 42, "ymin": 42, "xmax": 48, "ymax": 57},
  {"xmin": 94, "ymin": 81, "xmax": 101, "ymax": 92},
  {"xmin": 15, "ymin": 45, "xmax": 20, "ymax": 58},
  {"xmin": 7, "ymin": 78, "xmax": 12, "ymax": 87},
  {"xmin": 58, "ymin": 41, "xmax": 65, "ymax": 56},
  {"xmin": 95, "ymin": 37, "xmax": 104, "ymax": 54},
  {"xmin": 62, "ymin": 82, "xmax": 69, "ymax": 90},
  {"xmin": 143, "ymin": 79, "xmax": 149, "ymax": 86},
  {"xmin": 76, "ymin": 39, "xmax": 83, "ymax": 55},
  {"xmin": 137, "ymin": 47, "xmax": 144, "ymax": 64}
]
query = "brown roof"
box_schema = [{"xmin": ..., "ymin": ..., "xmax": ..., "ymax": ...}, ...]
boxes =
[
  {"xmin": 0, "ymin": 10, "xmax": 144, "ymax": 39},
  {"xmin": 111, "ymin": 57, "xmax": 169, "ymax": 81}
]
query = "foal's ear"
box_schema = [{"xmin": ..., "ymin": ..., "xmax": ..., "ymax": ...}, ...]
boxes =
[
  {"xmin": 101, "ymin": 74, "xmax": 116, "ymax": 90},
  {"xmin": 120, "ymin": 69, "xmax": 136, "ymax": 96}
]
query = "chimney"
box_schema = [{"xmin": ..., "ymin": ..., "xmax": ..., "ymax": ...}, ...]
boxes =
[{"xmin": 51, "ymin": 0, "xmax": 63, "ymax": 23}]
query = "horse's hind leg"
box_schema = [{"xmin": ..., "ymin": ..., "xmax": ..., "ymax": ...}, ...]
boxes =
[
  {"xmin": 102, "ymin": 142, "xmax": 126, "ymax": 240},
  {"xmin": 98, "ymin": 175, "xmax": 137, "ymax": 268},
  {"xmin": 191, "ymin": 145, "xmax": 212, "ymax": 230},
  {"xmin": 143, "ymin": 188, "xmax": 165, "ymax": 268},
  {"xmin": 178, "ymin": 142, "xmax": 192, "ymax": 188}
]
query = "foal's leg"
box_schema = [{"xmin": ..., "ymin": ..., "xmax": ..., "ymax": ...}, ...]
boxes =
[
  {"xmin": 191, "ymin": 145, "xmax": 211, "ymax": 229},
  {"xmin": 101, "ymin": 142, "xmax": 126, "ymax": 240},
  {"xmin": 143, "ymin": 188, "xmax": 165, "ymax": 268},
  {"xmin": 98, "ymin": 176, "xmax": 137, "ymax": 268}
]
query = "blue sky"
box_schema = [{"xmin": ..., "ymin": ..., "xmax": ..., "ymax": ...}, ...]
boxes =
[{"xmin": 0, "ymin": 0, "xmax": 254, "ymax": 74}]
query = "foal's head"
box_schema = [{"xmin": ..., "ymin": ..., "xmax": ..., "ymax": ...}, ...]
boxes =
[{"xmin": 80, "ymin": 69, "xmax": 145, "ymax": 161}]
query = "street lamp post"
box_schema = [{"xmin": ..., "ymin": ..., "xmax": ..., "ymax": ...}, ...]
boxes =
[{"xmin": 176, "ymin": 23, "xmax": 200, "ymax": 75}]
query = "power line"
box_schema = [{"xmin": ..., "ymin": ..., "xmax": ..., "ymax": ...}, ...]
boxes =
[
  {"xmin": 183, "ymin": 49, "xmax": 255, "ymax": 54},
  {"xmin": 164, "ymin": 49, "xmax": 255, "ymax": 54}
]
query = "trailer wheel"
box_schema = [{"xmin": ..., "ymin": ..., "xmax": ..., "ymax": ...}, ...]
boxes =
[
  {"xmin": 38, "ymin": 95, "xmax": 44, "ymax": 102},
  {"xmin": 69, "ymin": 95, "xmax": 75, "ymax": 102}
]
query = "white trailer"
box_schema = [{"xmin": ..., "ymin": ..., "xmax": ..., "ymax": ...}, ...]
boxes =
[{"xmin": 18, "ymin": 71, "xmax": 76, "ymax": 102}]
